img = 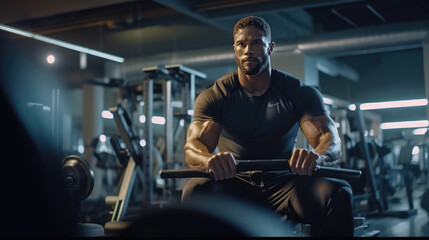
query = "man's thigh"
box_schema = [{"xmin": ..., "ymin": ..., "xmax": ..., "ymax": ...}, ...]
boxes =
[
  {"xmin": 262, "ymin": 173, "xmax": 352, "ymax": 223},
  {"xmin": 181, "ymin": 174, "xmax": 267, "ymax": 206}
]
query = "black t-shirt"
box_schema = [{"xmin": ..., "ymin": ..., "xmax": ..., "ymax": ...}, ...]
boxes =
[{"xmin": 192, "ymin": 68, "xmax": 327, "ymax": 160}]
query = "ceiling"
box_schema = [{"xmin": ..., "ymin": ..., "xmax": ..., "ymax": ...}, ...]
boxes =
[
  {"xmin": 2, "ymin": 0, "xmax": 429, "ymax": 48},
  {"xmin": 1, "ymin": 0, "xmax": 428, "ymax": 64},
  {"xmin": 1, "ymin": 0, "xmax": 428, "ymax": 142}
]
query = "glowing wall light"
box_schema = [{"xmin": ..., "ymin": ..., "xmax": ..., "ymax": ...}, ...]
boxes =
[
  {"xmin": 323, "ymin": 97, "xmax": 333, "ymax": 105},
  {"xmin": 139, "ymin": 115, "xmax": 167, "ymax": 125},
  {"xmin": 347, "ymin": 99, "xmax": 427, "ymax": 111},
  {"xmin": 413, "ymin": 128, "xmax": 428, "ymax": 135},
  {"xmin": 139, "ymin": 115, "xmax": 146, "ymax": 123},
  {"xmin": 348, "ymin": 104, "xmax": 356, "ymax": 111},
  {"xmin": 360, "ymin": 99, "xmax": 428, "ymax": 110},
  {"xmin": 152, "ymin": 116, "xmax": 166, "ymax": 125},
  {"xmin": 101, "ymin": 110, "xmax": 114, "ymax": 119},
  {"xmin": 99, "ymin": 134, "xmax": 107, "ymax": 143},
  {"xmin": 380, "ymin": 120, "xmax": 429, "ymax": 130}
]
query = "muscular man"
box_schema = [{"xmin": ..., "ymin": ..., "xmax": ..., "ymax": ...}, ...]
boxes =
[{"xmin": 182, "ymin": 16, "xmax": 354, "ymax": 237}]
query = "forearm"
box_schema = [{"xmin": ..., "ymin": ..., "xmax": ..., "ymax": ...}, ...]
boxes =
[
  {"xmin": 300, "ymin": 114, "xmax": 343, "ymax": 167},
  {"xmin": 185, "ymin": 137, "xmax": 237, "ymax": 180},
  {"xmin": 184, "ymin": 139, "xmax": 213, "ymax": 170},
  {"xmin": 184, "ymin": 120, "xmax": 222, "ymax": 170},
  {"xmin": 314, "ymin": 132, "xmax": 342, "ymax": 167}
]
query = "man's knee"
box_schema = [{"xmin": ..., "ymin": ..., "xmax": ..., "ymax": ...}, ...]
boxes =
[
  {"xmin": 326, "ymin": 178, "xmax": 353, "ymax": 201},
  {"xmin": 335, "ymin": 180, "xmax": 353, "ymax": 206}
]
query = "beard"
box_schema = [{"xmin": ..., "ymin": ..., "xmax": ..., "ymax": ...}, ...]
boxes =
[{"xmin": 236, "ymin": 55, "xmax": 269, "ymax": 75}]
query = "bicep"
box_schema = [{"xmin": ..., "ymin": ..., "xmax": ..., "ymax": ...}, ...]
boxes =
[{"xmin": 186, "ymin": 120, "xmax": 222, "ymax": 153}]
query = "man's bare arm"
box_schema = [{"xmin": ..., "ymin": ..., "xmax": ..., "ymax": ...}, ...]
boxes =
[
  {"xmin": 183, "ymin": 120, "xmax": 236, "ymax": 180},
  {"xmin": 184, "ymin": 120, "xmax": 221, "ymax": 169},
  {"xmin": 289, "ymin": 114, "xmax": 342, "ymax": 176},
  {"xmin": 300, "ymin": 114, "xmax": 342, "ymax": 166}
]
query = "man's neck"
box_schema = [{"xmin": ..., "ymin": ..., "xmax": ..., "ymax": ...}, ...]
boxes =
[{"xmin": 238, "ymin": 66, "xmax": 272, "ymax": 97}]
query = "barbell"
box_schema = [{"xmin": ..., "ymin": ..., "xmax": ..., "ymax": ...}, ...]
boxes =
[{"xmin": 160, "ymin": 159, "xmax": 362, "ymax": 181}]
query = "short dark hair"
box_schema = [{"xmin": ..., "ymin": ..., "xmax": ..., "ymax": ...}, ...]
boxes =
[{"xmin": 233, "ymin": 16, "xmax": 271, "ymax": 42}]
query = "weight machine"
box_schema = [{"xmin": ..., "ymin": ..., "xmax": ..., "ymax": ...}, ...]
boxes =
[
  {"xmin": 104, "ymin": 64, "xmax": 206, "ymax": 232},
  {"xmin": 142, "ymin": 64, "xmax": 206, "ymax": 197},
  {"xmin": 333, "ymin": 106, "xmax": 417, "ymax": 218},
  {"xmin": 104, "ymin": 104, "xmax": 145, "ymax": 231}
]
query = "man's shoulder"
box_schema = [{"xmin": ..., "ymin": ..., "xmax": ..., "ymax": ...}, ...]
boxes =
[
  {"xmin": 197, "ymin": 71, "xmax": 237, "ymax": 100},
  {"xmin": 209, "ymin": 70, "xmax": 239, "ymax": 94},
  {"xmin": 272, "ymin": 68, "xmax": 302, "ymax": 84},
  {"xmin": 215, "ymin": 70, "xmax": 237, "ymax": 86},
  {"xmin": 272, "ymin": 68, "xmax": 326, "ymax": 115},
  {"xmin": 271, "ymin": 68, "xmax": 303, "ymax": 91},
  {"xmin": 272, "ymin": 68, "xmax": 323, "ymax": 98}
]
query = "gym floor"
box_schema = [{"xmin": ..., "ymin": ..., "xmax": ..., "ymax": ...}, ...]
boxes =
[
  {"xmin": 362, "ymin": 185, "xmax": 429, "ymax": 237},
  {"xmin": 81, "ymin": 177, "xmax": 429, "ymax": 237}
]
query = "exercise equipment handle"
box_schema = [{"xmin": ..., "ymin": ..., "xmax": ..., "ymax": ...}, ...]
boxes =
[
  {"xmin": 160, "ymin": 169, "xmax": 213, "ymax": 179},
  {"xmin": 314, "ymin": 165, "xmax": 361, "ymax": 180},
  {"xmin": 160, "ymin": 159, "xmax": 361, "ymax": 181}
]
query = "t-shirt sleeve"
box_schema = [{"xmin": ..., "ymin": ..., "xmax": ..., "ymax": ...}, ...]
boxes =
[
  {"xmin": 295, "ymin": 85, "xmax": 327, "ymax": 118},
  {"xmin": 192, "ymin": 87, "xmax": 223, "ymax": 124}
]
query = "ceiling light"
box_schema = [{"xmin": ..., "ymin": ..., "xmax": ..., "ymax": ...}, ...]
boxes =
[
  {"xmin": 0, "ymin": 23, "xmax": 124, "ymax": 63},
  {"xmin": 47, "ymin": 54, "xmax": 55, "ymax": 64}
]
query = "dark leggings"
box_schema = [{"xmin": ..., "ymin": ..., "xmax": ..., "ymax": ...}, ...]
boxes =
[{"xmin": 182, "ymin": 171, "xmax": 354, "ymax": 237}]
